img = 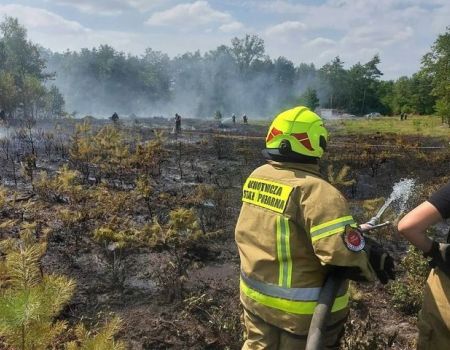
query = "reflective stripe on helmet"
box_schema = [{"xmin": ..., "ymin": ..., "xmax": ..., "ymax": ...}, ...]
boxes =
[
  {"xmin": 292, "ymin": 133, "xmax": 314, "ymax": 151},
  {"xmin": 240, "ymin": 275, "xmax": 349, "ymax": 315},
  {"xmin": 310, "ymin": 216, "xmax": 357, "ymax": 243},
  {"xmin": 266, "ymin": 127, "xmax": 283, "ymax": 142}
]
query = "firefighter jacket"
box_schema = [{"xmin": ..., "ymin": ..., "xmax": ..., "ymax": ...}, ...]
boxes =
[{"xmin": 235, "ymin": 161, "xmax": 376, "ymax": 335}]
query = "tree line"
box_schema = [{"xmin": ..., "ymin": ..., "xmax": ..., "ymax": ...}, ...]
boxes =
[
  {"xmin": 0, "ymin": 17, "xmax": 64, "ymax": 123},
  {"xmin": 0, "ymin": 16, "xmax": 449, "ymax": 123}
]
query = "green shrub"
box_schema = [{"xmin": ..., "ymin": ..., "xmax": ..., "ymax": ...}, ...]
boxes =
[{"xmin": 389, "ymin": 246, "xmax": 429, "ymax": 314}]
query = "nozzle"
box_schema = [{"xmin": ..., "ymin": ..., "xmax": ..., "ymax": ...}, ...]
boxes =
[
  {"xmin": 367, "ymin": 216, "xmax": 379, "ymax": 226},
  {"xmin": 361, "ymin": 221, "xmax": 391, "ymax": 232}
]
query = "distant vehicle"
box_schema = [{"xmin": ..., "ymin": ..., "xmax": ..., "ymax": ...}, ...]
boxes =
[{"xmin": 364, "ymin": 112, "xmax": 381, "ymax": 118}]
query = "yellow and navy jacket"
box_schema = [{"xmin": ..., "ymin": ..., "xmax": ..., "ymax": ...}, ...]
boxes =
[{"xmin": 235, "ymin": 161, "xmax": 376, "ymax": 335}]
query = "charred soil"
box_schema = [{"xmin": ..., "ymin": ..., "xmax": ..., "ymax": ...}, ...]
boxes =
[{"xmin": 0, "ymin": 117, "xmax": 448, "ymax": 349}]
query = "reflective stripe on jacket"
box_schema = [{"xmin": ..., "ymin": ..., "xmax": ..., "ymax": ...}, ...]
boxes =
[{"xmin": 235, "ymin": 161, "xmax": 375, "ymax": 334}]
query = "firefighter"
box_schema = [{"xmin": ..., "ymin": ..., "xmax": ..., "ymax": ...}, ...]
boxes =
[
  {"xmin": 235, "ymin": 106, "xmax": 395, "ymax": 350},
  {"xmin": 111, "ymin": 112, "xmax": 119, "ymax": 123},
  {"xmin": 175, "ymin": 113, "xmax": 181, "ymax": 133},
  {"xmin": 397, "ymin": 182, "xmax": 450, "ymax": 350}
]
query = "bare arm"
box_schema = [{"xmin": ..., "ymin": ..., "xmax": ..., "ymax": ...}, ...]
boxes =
[{"xmin": 397, "ymin": 201, "xmax": 443, "ymax": 253}]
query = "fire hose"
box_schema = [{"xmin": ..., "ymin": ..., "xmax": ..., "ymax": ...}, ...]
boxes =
[{"xmin": 305, "ymin": 221, "xmax": 391, "ymax": 350}]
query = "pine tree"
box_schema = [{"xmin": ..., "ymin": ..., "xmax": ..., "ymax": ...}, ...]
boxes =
[
  {"xmin": 65, "ymin": 317, "xmax": 126, "ymax": 350},
  {"xmin": 0, "ymin": 225, "xmax": 75, "ymax": 350},
  {"xmin": 0, "ymin": 224, "xmax": 127, "ymax": 349},
  {"xmin": 34, "ymin": 165, "xmax": 84, "ymax": 204}
]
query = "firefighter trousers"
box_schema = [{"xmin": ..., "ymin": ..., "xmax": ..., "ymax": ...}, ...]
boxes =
[
  {"xmin": 242, "ymin": 308, "xmax": 347, "ymax": 350},
  {"xmin": 417, "ymin": 269, "xmax": 450, "ymax": 350}
]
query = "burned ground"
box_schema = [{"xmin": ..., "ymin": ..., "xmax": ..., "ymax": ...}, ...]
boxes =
[{"xmin": 0, "ymin": 117, "xmax": 448, "ymax": 349}]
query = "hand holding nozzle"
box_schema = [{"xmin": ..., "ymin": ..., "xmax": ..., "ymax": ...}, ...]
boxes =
[
  {"xmin": 358, "ymin": 220, "xmax": 391, "ymax": 233},
  {"xmin": 357, "ymin": 217, "xmax": 379, "ymax": 232},
  {"xmin": 358, "ymin": 220, "xmax": 395, "ymax": 284},
  {"xmin": 367, "ymin": 216, "xmax": 380, "ymax": 227}
]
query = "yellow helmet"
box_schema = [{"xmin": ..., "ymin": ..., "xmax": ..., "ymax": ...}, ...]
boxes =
[{"xmin": 265, "ymin": 106, "xmax": 328, "ymax": 158}]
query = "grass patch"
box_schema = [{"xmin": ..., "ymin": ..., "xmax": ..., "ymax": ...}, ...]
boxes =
[{"xmin": 328, "ymin": 115, "xmax": 449, "ymax": 137}]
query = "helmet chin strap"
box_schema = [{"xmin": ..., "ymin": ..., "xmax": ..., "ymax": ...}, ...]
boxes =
[
  {"xmin": 262, "ymin": 148, "xmax": 319, "ymax": 164},
  {"xmin": 320, "ymin": 135, "xmax": 327, "ymax": 151},
  {"xmin": 267, "ymin": 138, "xmax": 324, "ymax": 164},
  {"xmin": 279, "ymin": 140, "xmax": 292, "ymax": 155}
]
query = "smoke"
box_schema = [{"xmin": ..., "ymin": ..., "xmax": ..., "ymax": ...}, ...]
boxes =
[{"xmin": 43, "ymin": 46, "xmax": 327, "ymax": 119}]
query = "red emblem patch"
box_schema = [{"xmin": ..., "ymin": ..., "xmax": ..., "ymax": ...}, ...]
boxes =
[{"xmin": 343, "ymin": 225, "xmax": 365, "ymax": 252}]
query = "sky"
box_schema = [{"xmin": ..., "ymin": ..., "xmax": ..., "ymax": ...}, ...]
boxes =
[{"xmin": 0, "ymin": 0, "xmax": 449, "ymax": 79}]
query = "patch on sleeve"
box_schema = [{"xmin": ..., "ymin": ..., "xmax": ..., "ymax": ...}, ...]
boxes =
[
  {"xmin": 342, "ymin": 225, "xmax": 365, "ymax": 252},
  {"xmin": 242, "ymin": 177, "xmax": 293, "ymax": 213}
]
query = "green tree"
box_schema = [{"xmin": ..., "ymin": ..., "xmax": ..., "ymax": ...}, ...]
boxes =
[
  {"xmin": 230, "ymin": 34, "xmax": 265, "ymax": 72},
  {"xmin": 299, "ymin": 88, "xmax": 320, "ymax": 111},
  {"xmin": 422, "ymin": 27, "xmax": 450, "ymax": 125},
  {"xmin": 410, "ymin": 72, "xmax": 435, "ymax": 115},
  {"xmin": 296, "ymin": 63, "xmax": 317, "ymax": 83},
  {"xmin": 388, "ymin": 72, "xmax": 435, "ymax": 115},
  {"xmin": 346, "ymin": 55, "xmax": 383, "ymax": 115},
  {"xmin": 0, "ymin": 17, "xmax": 48, "ymax": 81},
  {"xmin": 0, "ymin": 17, "xmax": 64, "ymax": 120},
  {"xmin": 377, "ymin": 80, "xmax": 395, "ymax": 115},
  {"xmin": 45, "ymin": 85, "xmax": 65, "ymax": 118},
  {"xmin": 319, "ymin": 57, "xmax": 347, "ymax": 110},
  {"xmin": 22, "ymin": 75, "xmax": 47, "ymax": 118},
  {"xmin": 0, "ymin": 71, "xmax": 18, "ymax": 118},
  {"xmin": 142, "ymin": 48, "xmax": 171, "ymax": 101},
  {"xmin": 392, "ymin": 76, "xmax": 414, "ymax": 114}
]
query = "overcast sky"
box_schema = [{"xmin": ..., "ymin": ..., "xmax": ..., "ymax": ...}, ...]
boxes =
[{"xmin": 1, "ymin": 0, "xmax": 449, "ymax": 79}]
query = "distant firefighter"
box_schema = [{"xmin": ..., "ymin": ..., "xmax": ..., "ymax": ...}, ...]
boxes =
[
  {"xmin": 175, "ymin": 113, "xmax": 182, "ymax": 133},
  {"xmin": 232, "ymin": 114, "xmax": 236, "ymax": 124},
  {"xmin": 0, "ymin": 110, "xmax": 5, "ymax": 122},
  {"xmin": 111, "ymin": 112, "xmax": 119, "ymax": 123},
  {"xmin": 242, "ymin": 114, "xmax": 248, "ymax": 124}
]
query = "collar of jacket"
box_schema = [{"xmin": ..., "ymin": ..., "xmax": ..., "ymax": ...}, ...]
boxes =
[{"xmin": 267, "ymin": 160, "xmax": 322, "ymax": 177}]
